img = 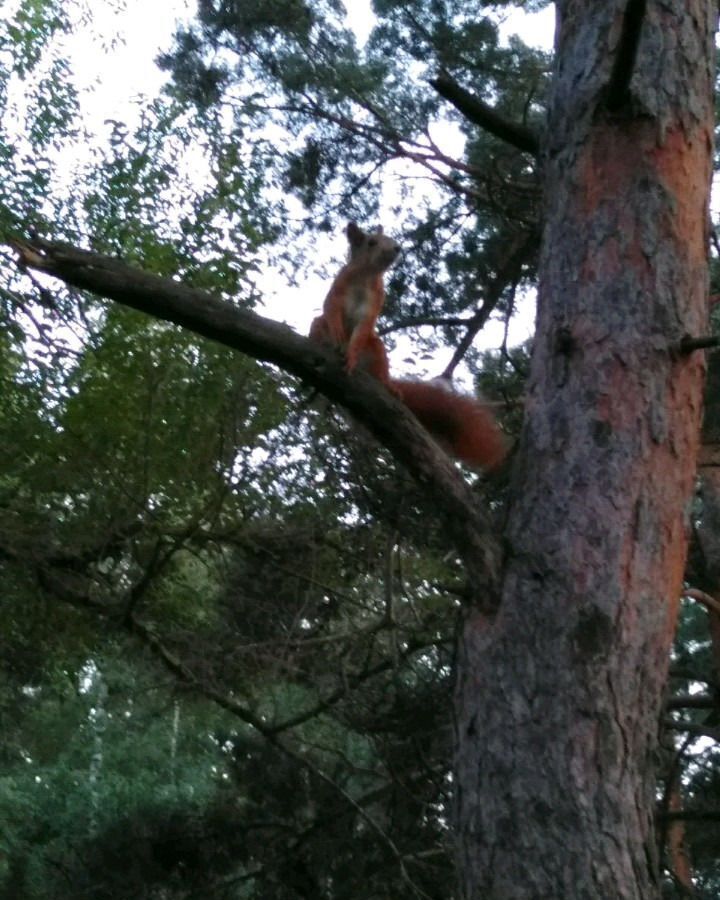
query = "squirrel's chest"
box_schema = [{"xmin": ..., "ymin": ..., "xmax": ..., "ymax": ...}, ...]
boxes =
[{"xmin": 343, "ymin": 282, "xmax": 380, "ymax": 330}]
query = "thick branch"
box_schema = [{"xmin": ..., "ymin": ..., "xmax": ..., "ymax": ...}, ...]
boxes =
[
  {"xmin": 665, "ymin": 694, "xmax": 718, "ymax": 711},
  {"xmin": 663, "ymin": 719, "xmax": 720, "ymax": 743},
  {"xmin": 8, "ymin": 236, "xmax": 500, "ymax": 598},
  {"xmin": 678, "ymin": 334, "xmax": 719, "ymax": 354},
  {"xmin": 430, "ymin": 73, "xmax": 540, "ymax": 156},
  {"xmin": 659, "ymin": 810, "xmax": 720, "ymax": 823}
]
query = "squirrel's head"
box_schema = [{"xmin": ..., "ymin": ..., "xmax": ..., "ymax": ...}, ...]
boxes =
[{"xmin": 345, "ymin": 222, "xmax": 401, "ymax": 273}]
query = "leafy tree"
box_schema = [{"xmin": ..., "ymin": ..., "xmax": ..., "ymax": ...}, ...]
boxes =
[{"xmin": 1, "ymin": 2, "xmax": 720, "ymax": 899}]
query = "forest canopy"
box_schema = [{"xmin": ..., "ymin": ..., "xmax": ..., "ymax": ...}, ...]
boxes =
[{"xmin": 1, "ymin": 1, "xmax": 719, "ymax": 898}]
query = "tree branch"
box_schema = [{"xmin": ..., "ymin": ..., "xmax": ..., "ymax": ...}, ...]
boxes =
[
  {"xmin": 130, "ymin": 612, "xmax": 434, "ymax": 898},
  {"xmin": 665, "ymin": 694, "xmax": 718, "ymax": 711},
  {"xmin": 678, "ymin": 335, "xmax": 719, "ymax": 354},
  {"xmin": 430, "ymin": 73, "xmax": 540, "ymax": 156},
  {"xmin": 663, "ymin": 719, "xmax": 720, "ymax": 743},
  {"xmin": 659, "ymin": 809, "xmax": 720, "ymax": 823},
  {"xmin": 684, "ymin": 587, "xmax": 720, "ymax": 617},
  {"xmin": 442, "ymin": 227, "xmax": 537, "ymax": 379},
  {"xmin": 378, "ymin": 314, "xmax": 473, "ymax": 335},
  {"xmin": 129, "ymin": 613, "xmax": 275, "ymax": 735},
  {"xmin": 7, "ymin": 235, "xmax": 500, "ymax": 599}
]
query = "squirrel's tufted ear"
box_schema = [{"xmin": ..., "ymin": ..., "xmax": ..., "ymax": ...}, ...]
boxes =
[{"xmin": 346, "ymin": 222, "xmax": 365, "ymax": 245}]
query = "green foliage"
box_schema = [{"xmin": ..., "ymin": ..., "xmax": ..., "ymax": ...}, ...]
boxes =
[
  {"xmin": 0, "ymin": 0, "xmax": 75, "ymax": 235},
  {"xmin": 0, "ymin": 291, "xmax": 468, "ymax": 896},
  {"xmin": 4, "ymin": 0, "xmax": 69, "ymax": 77},
  {"xmin": 1, "ymin": 0, "xmax": 718, "ymax": 897}
]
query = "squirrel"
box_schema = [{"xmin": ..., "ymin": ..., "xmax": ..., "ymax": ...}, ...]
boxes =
[{"xmin": 309, "ymin": 222, "xmax": 507, "ymax": 470}]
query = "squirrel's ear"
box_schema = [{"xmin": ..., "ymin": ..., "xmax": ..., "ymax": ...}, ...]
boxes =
[
  {"xmin": 346, "ymin": 222, "xmax": 365, "ymax": 245},
  {"xmin": 375, "ymin": 225, "xmax": 384, "ymax": 234}
]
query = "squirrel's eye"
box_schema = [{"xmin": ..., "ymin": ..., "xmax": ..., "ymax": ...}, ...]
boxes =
[{"xmin": 368, "ymin": 238, "xmax": 377, "ymax": 247}]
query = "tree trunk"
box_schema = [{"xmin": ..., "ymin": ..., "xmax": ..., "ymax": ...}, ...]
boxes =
[{"xmin": 455, "ymin": 3, "xmax": 715, "ymax": 898}]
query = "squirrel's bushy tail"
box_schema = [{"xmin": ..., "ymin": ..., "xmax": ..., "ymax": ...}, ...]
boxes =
[{"xmin": 392, "ymin": 379, "xmax": 507, "ymax": 470}]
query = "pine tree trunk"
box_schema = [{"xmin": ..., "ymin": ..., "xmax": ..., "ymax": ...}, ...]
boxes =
[{"xmin": 455, "ymin": 3, "xmax": 715, "ymax": 898}]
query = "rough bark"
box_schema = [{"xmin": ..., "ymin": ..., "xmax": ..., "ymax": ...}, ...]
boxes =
[{"xmin": 455, "ymin": 3, "xmax": 715, "ymax": 899}]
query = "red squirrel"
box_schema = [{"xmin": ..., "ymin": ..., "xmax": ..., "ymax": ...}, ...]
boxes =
[{"xmin": 310, "ymin": 222, "xmax": 507, "ymax": 470}]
